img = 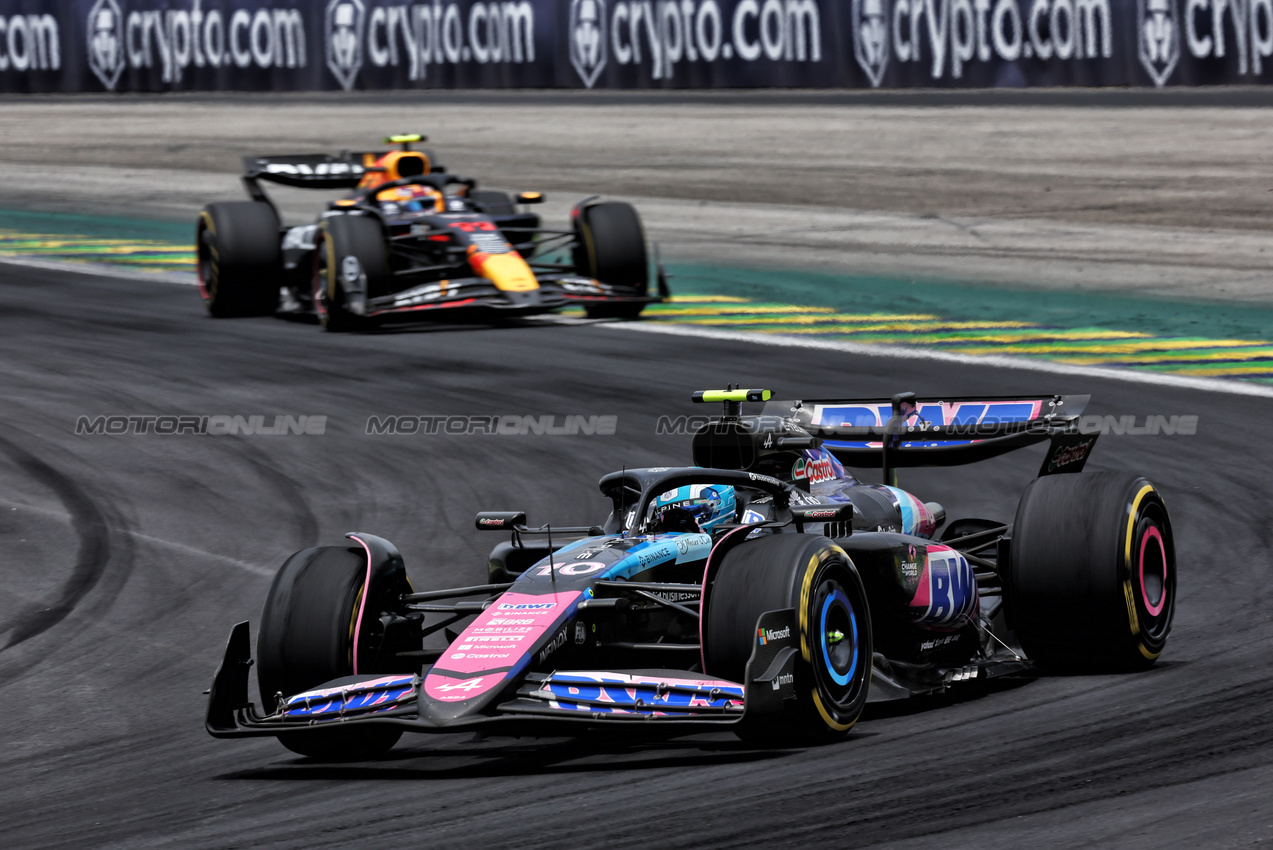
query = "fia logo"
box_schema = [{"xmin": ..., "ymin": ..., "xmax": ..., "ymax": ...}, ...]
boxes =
[
  {"xmin": 87, "ymin": 0, "xmax": 125, "ymax": 92},
  {"xmin": 1138, "ymin": 0, "xmax": 1179, "ymax": 87},
  {"xmin": 326, "ymin": 0, "xmax": 366, "ymax": 92},
  {"xmin": 852, "ymin": 0, "xmax": 889, "ymax": 88},
  {"xmin": 569, "ymin": 0, "xmax": 607, "ymax": 89}
]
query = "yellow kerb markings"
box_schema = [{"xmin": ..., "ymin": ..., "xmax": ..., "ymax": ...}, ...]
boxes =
[
  {"xmin": 649, "ymin": 294, "xmax": 1273, "ymax": 382},
  {"xmin": 0, "ymin": 230, "xmax": 195, "ymax": 274}
]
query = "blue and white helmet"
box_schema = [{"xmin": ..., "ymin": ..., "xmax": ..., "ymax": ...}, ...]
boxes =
[{"xmin": 648, "ymin": 485, "xmax": 736, "ymax": 533}]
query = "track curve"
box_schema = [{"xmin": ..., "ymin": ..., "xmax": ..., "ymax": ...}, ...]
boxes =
[{"xmin": 0, "ymin": 263, "xmax": 1269, "ymax": 849}]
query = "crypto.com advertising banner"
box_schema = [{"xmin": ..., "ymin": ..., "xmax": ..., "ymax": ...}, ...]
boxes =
[{"xmin": 1, "ymin": 0, "xmax": 1272, "ymax": 91}]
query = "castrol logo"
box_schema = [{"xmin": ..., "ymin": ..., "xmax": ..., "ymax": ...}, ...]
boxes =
[{"xmin": 793, "ymin": 456, "xmax": 837, "ymax": 485}]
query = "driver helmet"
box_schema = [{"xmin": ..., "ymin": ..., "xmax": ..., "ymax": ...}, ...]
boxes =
[
  {"xmin": 374, "ymin": 183, "xmax": 442, "ymax": 212},
  {"xmin": 649, "ymin": 485, "xmax": 736, "ymax": 533}
]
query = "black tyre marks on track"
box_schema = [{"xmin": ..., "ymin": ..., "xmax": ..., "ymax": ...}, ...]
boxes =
[{"xmin": 0, "ymin": 427, "xmax": 113, "ymax": 653}]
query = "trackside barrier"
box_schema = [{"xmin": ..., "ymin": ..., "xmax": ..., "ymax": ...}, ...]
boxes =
[{"xmin": 0, "ymin": 0, "xmax": 1269, "ymax": 91}]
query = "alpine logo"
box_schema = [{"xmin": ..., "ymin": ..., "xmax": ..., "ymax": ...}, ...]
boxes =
[
  {"xmin": 852, "ymin": 0, "xmax": 889, "ymax": 87},
  {"xmin": 757, "ymin": 625, "xmax": 791, "ymax": 645},
  {"xmin": 87, "ymin": 0, "xmax": 126, "ymax": 91},
  {"xmin": 1138, "ymin": 0, "xmax": 1179, "ymax": 86},
  {"xmin": 435, "ymin": 676, "xmax": 487, "ymax": 691},
  {"xmin": 569, "ymin": 0, "xmax": 607, "ymax": 88},
  {"xmin": 326, "ymin": 0, "xmax": 366, "ymax": 91}
]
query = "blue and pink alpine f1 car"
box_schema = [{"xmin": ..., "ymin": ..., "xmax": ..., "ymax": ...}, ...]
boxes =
[{"xmin": 206, "ymin": 389, "xmax": 1176, "ymax": 760}]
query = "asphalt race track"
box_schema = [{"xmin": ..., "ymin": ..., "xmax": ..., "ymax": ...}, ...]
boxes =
[{"xmin": 1, "ymin": 260, "xmax": 1270, "ymax": 848}]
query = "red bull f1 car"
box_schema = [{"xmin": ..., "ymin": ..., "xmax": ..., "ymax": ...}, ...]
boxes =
[
  {"xmin": 196, "ymin": 134, "xmax": 667, "ymax": 329},
  {"xmin": 206, "ymin": 389, "xmax": 1175, "ymax": 760}
]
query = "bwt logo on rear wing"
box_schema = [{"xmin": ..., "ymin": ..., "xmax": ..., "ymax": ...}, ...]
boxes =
[
  {"xmin": 805, "ymin": 397, "xmax": 1067, "ymax": 431},
  {"xmin": 775, "ymin": 392, "xmax": 1093, "ymax": 478},
  {"xmin": 243, "ymin": 154, "xmax": 368, "ymax": 189}
]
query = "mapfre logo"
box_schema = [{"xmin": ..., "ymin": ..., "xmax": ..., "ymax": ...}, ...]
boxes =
[
  {"xmin": 852, "ymin": 0, "xmax": 888, "ymax": 87},
  {"xmin": 569, "ymin": 0, "xmax": 607, "ymax": 88},
  {"xmin": 1138, "ymin": 0, "xmax": 1179, "ymax": 86},
  {"xmin": 87, "ymin": 0, "xmax": 126, "ymax": 90},
  {"xmin": 326, "ymin": 0, "xmax": 365, "ymax": 90}
]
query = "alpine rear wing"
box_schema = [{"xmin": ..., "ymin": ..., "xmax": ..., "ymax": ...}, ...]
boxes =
[{"xmin": 766, "ymin": 393, "xmax": 1096, "ymax": 482}]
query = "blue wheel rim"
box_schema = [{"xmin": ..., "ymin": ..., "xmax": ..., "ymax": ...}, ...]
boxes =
[{"xmin": 820, "ymin": 588, "xmax": 858, "ymax": 686}]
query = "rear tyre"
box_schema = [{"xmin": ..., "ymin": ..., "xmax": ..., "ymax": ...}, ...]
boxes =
[
  {"xmin": 257, "ymin": 545, "xmax": 404, "ymax": 760},
  {"xmin": 312, "ymin": 215, "xmax": 387, "ymax": 332},
  {"xmin": 196, "ymin": 202, "xmax": 281, "ymax": 317},
  {"xmin": 1008, "ymin": 472, "xmax": 1175, "ymax": 671},
  {"xmin": 705, "ymin": 534, "xmax": 872, "ymax": 744},
  {"xmin": 573, "ymin": 202, "xmax": 648, "ymax": 319}
]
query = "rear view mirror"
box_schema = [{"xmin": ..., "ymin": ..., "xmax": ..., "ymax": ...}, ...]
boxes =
[{"xmin": 516, "ymin": 192, "xmax": 545, "ymax": 205}]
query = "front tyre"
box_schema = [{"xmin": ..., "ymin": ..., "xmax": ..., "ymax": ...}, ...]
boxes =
[
  {"xmin": 705, "ymin": 534, "xmax": 872, "ymax": 743},
  {"xmin": 256, "ymin": 545, "xmax": 405, "ymax": 760},
  {"xmin": 1008, "ymin": 472, "xmax": 1176, "ymax": 671},
  {"xmin": 573, "ymin": 201, "xmax": 648, "ymax": 320},
  {"xmin": 196, "ymin": 202, "xmax": 281, "ymax": 317},
  {"xmin": 312, "ymin": 215, "xmax": 387, "ymax": 332}
]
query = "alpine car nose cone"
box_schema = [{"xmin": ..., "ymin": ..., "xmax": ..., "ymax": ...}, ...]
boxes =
[{"xmin": 418, "ymin": 590, "xmax": 585, "ymax": 724}]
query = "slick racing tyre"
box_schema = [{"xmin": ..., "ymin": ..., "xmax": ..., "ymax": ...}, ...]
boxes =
[
  {"xmin": 705, "ymin": 534, "xmax": 872, "ymax": 744},
  {"xmin": 197, "ymin": 202, "xmax": 281, "ymax": 318},
  {"xmin": 312, "ymin": 215, "xmax": 388, "ymax": 332},
  {"xmin": 257, "ymin": 545, "xmax": 409, "ymax": 760},
  {"xmin": 573, "ymin": 201, "xmax": 648, "ymax": 319},
  {"xmin": 1008, "ymin": 472, "xmax": 1176, "ymax": 671}
]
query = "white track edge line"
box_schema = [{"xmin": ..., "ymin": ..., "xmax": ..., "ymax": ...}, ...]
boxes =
[
  {"xmin": 0, "ymin": 254, "xmax": 198, "ymax": 285},
  {"xmin": 0, "ymin": 498, "xmax": 272, "ymax": 577},
  {"xmin": 609, "ymin": 321, "xmax": 1273, "ymax": 399},
  {"xmin": 5, "ymin": 253, "xmax": 1270, "ymax": 399}
]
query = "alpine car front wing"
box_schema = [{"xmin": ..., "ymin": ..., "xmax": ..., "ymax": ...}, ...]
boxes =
[{"xmin": 205, "ymin": 610, "xmax": 799, "ymax": 740}]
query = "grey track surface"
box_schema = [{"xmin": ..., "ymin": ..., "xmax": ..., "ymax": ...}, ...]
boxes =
[
  {"xmin": 1, "ymin": 263, "xmax": 1270, "ymax": 849},
  {"xmin": 4, "ymin": 95, "xmax": 1273, "ymax": 301}
]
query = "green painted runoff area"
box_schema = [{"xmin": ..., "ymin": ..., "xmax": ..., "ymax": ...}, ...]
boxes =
[{"xmin": 3, "ymin": 208, "xmax": 1271, "ymax": 384}]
